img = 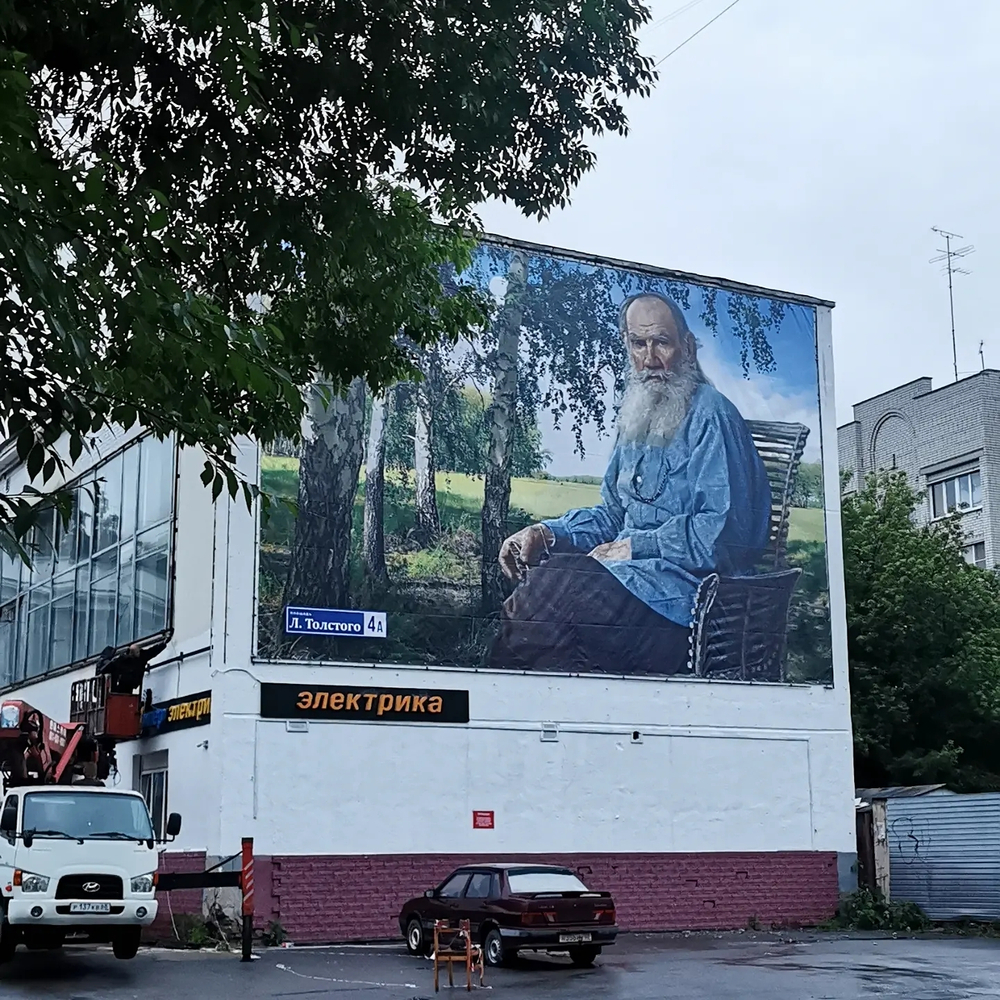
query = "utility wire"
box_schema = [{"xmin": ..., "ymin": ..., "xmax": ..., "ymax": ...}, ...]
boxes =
[
  {"xmin": 655, "ymin": 0, "xmax": 746, "ymax": 66},
  {"xmin": 645, "ymin": 0, "xmax": 710, "ymax": 34}
]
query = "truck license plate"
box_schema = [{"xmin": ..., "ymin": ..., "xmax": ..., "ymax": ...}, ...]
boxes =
[
  {"xmin": 69, "ymin": 902, "xmax": 111, "ymax": 914},
  {"xmin": 559, "ymin": 933, "xmax": 592, "ymax": 944}
]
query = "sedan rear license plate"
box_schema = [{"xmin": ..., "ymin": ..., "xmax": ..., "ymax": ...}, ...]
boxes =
[
  {"xmin": 559, "ymin": 933, "xmax": 592, "ymax": 944},
  {"xmin": 68, "ymin": 902, "xmax": 111, "ymax": 914}
]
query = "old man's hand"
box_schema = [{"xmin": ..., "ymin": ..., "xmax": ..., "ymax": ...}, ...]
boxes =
[
  {"xmin": 588, "ymin": 538, "xmax": 632, "ymax": 562},
  {"xmin": 499, "ymin": 524, "xmax": 554, "ymax": 581}
]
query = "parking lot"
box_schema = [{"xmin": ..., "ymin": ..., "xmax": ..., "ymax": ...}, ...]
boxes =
[{"xmin": 1, "ymin": 932, "xmax": 999, "ymax": 999}]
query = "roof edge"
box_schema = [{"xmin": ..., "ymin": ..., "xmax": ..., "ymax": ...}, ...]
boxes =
[{"xmin": 480, "ymin": 233, "xmax": 836, "ymax": 310}]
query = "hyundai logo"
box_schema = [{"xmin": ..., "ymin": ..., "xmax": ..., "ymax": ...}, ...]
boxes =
[{"xmin": 82, "ymin": 882, "xmax": 100, "ymax": 894}]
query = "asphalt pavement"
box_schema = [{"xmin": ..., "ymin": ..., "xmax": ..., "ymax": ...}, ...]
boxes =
[{"xmin": 1, "ymin": 931, "xmax": 999, "ymax": 999}]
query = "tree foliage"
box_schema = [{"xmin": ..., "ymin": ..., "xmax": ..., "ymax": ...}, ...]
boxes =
[
  {"xmin": 463, "ymin": 244, "xmax": 792, "ymax": 459},
  {"xmin": 0, "ymin": 0, "xmax": 656, "ymax": 556},
  {"xmin": 385, "ymin": 383, "xmax": 548, "ymax": 479},
  {"xmin": 844, "ymin": 472, "xmax": 1000, "ymax": 791}
]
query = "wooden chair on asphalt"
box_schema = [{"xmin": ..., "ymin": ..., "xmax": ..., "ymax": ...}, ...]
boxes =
[{"xmin": 433, "ymin": 918, "xmax": 484, "ymax": 992}]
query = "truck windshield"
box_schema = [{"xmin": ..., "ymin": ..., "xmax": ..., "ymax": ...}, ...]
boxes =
[{"xmin": 21, "ymin": 792, "xmax": 155, "ymax": 841}]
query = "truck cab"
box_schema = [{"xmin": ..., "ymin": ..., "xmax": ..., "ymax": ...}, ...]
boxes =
[{"xmin": 0, "ymin": 784, "xmax": 180, "ymax": 961}]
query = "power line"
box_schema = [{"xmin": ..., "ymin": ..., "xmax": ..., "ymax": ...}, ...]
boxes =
[
  {"xmin": 655, "ymin": 0, "xmax": 746, "ymax": 66},
  {"xmin": 645, "ymin": 0, "xmax": 711, "ymax": 34}
]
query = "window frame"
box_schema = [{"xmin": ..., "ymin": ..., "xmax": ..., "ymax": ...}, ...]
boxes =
[
  {"xmin": 929, "ymin": 469, "xmax": 983, "ymax": 521},
  {"xmin": 437, "ymin": 871, "xmax": 473, "ymax": 898},
  {"xmin": 0, "ymin": 434, "xmax": 176, "ymax": 691},
  {"xmin": 964, "ymin": 541, "xmax": 988, "ymax": 570},
  {"xmin": 464, "ymin": 871, "xmax": 494, "ymax": 899},
  {"xmin": 139, "ymin": 766, "xmax": 169, "ymax": 841},
  {"xmin": 0, "ymin": 794, "xmax": 19, "ymax": 841}
]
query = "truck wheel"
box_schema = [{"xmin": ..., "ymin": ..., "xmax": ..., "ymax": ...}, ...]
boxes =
[
  {"xmin": 569, "ymin": 945, "xmax": 600, "ymax": 967},
  {"xmin": 483, "ymin": 927, "xmax": 508, "ymax": 967},
  {"xmin": 112, "ymin": 927, "xmax": 142, "ymax": 960},
  {"xmin": 0, "ymin": 909, "xmax": 18, "ymax": 964}
]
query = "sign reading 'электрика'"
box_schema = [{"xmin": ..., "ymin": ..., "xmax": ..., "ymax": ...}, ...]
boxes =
[{"xmin": 259, "ymin": 683, "xmax": 470, "ymax": 724}]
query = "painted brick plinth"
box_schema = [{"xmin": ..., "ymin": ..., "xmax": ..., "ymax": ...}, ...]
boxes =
[
  {"xmin": 145, "ymin": 850, "xmax": 207, "ymax": 944},
  {"xmin": 255, "ymin": 851, "xmax": 838, "ymax": 943}
]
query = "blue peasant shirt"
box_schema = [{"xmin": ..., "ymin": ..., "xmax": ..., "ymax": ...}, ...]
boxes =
[{"xmin": 542, "ymin": 384, "xmax": 772, "ymax": 627}]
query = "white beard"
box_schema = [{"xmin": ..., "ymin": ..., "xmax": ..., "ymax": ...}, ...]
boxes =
[{"xmin": 617, "ymin": 361, "xmax": 703, "ymax": 446}]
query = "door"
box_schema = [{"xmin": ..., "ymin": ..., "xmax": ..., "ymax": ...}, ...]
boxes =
[
  {"xmin": 462, "ymin": 871, "xmax": 496, "ymax": 938},
  {"xmin": 427, "ymin": 870, "xmax": 472, "ymax": 926},
  {"xmin": 0, "ymin": 795, "xmax": 17, "ymax": 883}
]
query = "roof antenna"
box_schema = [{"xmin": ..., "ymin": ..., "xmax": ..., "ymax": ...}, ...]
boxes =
[
  {"xmin": 930, "ymin": 227, "xmax": 975, "ymax": 382},
  {"xmin": 979, "ymin": 340, "xmax": 986, "ymax": 372}
]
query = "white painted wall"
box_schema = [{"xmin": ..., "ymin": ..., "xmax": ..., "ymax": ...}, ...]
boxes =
[
  {"xmin": 214, "ymin": 659, "xmax": 853, "ymax": 857},
  {"xmin": 209, "ymin": 302, "xmax": 855, "ymax": 861},
  {"xmin": 2, "ymin": 299, "xmax": 856, "ymax": 864}
]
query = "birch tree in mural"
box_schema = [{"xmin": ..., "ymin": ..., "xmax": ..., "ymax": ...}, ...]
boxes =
[
  {"xmin": 413, "ymin": 356, "xmax": 441, "ymax": 541},
  {"xmin": 284, "ymin": 377, "xmax": 366, "ymax": 612},
  {"xmin": 481, "ymin": 253, "xmax": 526, "ymax": 612},
  {"xmin": 363, "ymin": 388, "xmax": 393, "ymax": 584}
]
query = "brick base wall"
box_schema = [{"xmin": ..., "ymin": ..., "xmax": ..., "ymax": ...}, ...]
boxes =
[
  {"xmin": 145, "ymin": 850, "xmax": 207, "ymax": 943},
  {"xmin": 255, "ymin": 851, "xmax": 839, "ymax": 944}
]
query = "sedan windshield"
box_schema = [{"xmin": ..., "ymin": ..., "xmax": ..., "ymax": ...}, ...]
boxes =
[
  {"xmin": 22, "ymin": 792, "xmax": 154, "ymax": 841},
  {"xmin": 507, "ymin": 869, "xmax": 590, "ymax": 894}
]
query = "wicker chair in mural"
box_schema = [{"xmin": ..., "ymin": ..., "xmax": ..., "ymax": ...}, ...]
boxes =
[{"xmin": 687, "ymin": 420, "xmax": 810, "ymax": 683}]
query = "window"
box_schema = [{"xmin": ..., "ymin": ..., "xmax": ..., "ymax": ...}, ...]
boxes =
[
  {"xmin": 930, "ymin": 470, "xmax": 982, "ymax": 519},
  {"xmin": 0, "ymin": 795, "xmax": 18, "ymax": 840},
  {"xmin": 135, "ymin": 750, "xmax": 169, "ymax": 840},
  {"xmin": 507, "ymin": 869, "xmax": 590, "ymax": 894},
  {"xmin": 465, "ymin": 872, "xmax": 494, "ymax": 899},
  {"xmin": 965, "ymin": 542, "xmax": 988, "ymax": 569},
  {"xmin": 0, "ymin": 435, "xmax": 175, "ymax": 689},
  {"xmin": 22, "ymin": 791, "xmax": 154, "ymax": 841},
  {"xmin": 438, "ymin": 872, "xmax": 472, "ymax": 898}
]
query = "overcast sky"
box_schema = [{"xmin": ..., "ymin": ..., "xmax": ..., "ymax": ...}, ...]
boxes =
[{"xmin": 477, "ymin": 0, "xmax": 998, "ymax": 427}]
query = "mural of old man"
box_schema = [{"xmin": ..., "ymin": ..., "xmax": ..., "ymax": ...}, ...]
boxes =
[{"xmin": 491, "ymin": 291, "xmax": 773, "ymax": 676}]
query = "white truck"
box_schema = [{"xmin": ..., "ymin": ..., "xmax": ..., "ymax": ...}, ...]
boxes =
[
  {"xmin": 0, "ymin": 784, "xmax": 181, "ymax": 960},
  {"xmin": 0, "ymin": 640, "xmax": 182, "ymax": 963}
]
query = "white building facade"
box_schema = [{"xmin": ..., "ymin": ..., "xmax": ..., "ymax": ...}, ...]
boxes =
[{"xmin": 0, "ymin": 270, "xmax": 856, "ymax": 944}]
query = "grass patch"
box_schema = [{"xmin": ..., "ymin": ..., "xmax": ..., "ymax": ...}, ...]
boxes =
[
  {"xmin": 788, "ymin": 506, "xmax": 825, "ymax": 544},
  {"xmin": 825, "ymin": 888, "xmax": 930, "ymax": 932},
  {"xmin": 261, "ymin": 456, "xmax": 826, "ymax": 546}
]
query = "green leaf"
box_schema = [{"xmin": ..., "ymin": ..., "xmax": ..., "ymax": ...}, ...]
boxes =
[{"xmin": 84, "ymin": 165, "xmax": 104, "ymax": 203}]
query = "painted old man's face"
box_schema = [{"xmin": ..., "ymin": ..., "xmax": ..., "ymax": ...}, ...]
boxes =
[{"xmin": 625, "ymin": 298, "xmax": 686, "ymax": 380}]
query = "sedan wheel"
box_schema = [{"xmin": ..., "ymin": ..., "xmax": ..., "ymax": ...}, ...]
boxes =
[
  {"xmin": 483, "ymin": 927, "xmax": 507, "ymax": 967},
  {"xmin": 405, "ymin": 917, "xmax": 426, "ymax": 956}
]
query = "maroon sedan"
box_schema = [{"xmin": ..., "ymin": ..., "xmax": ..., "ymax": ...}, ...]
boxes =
[{"xmin": 398, "ymin": 863, "xmax": 617, "ymax": 967}]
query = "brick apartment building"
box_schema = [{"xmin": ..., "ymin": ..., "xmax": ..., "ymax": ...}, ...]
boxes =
[{"xmin": 838, "ymin": 370, "xmax": 1000, "ymax": 570}]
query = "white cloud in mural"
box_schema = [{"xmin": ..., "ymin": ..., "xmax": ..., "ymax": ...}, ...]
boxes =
[{"xmin": 696, "ymin": 337, "xmax": 823, "ymax": 464}]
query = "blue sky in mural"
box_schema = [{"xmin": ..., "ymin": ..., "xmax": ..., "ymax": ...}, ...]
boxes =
[{"xmin": 461, "ymin": 246, "xmax": 824, "ymax": 475}]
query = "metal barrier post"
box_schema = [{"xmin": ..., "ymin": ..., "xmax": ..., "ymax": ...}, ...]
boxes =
[{"xmin": 241, "ymin": 837, "xmax": 254, "ymax": 962}]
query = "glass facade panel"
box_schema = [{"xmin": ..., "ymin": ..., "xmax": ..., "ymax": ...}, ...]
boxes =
[
  {"xmin": 95, "ymin": 454, "xmax": 123, "ymax": 554},
  {"xmin": 116, "ymin": 541, "xmax": 136, "ymax": 646},
  {"xmin": 73, "ymin": 564, "xmax": 90, "ymax": 663},
  {"xmin": 0, "ymin": 435, "xmax": 176, "ymax": 688},
  {"xmin": 138, "ymin": 436, "xmax": 173, "ymax": 530},
  {"xmin": 50, "ymin": 572, "xmax": 74, "ymax": 671},
  {"xmin": 0, "ymin": 549, "xmax": 19, "ymax": 606}
]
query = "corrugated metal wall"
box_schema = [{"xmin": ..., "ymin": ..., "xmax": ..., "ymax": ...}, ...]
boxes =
[{"xmin": 886, "ymin": 793, "xmax": 1000, "ymax": 920}]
